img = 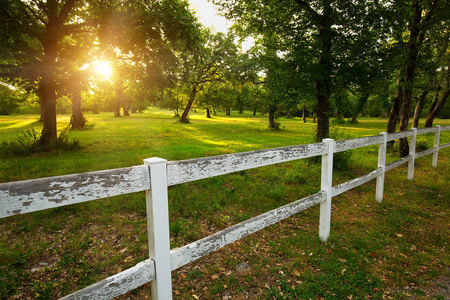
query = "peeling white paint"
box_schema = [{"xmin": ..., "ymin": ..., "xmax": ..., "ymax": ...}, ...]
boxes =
[
  {"xmin": 386, "ymin": 130, "xmax": 414, "ymax": 142},
  {"xmin": 169, "ymin": 191, "xmax": 325, "ymax": 271},
  {"xmin": 334, "ymin": 135, "xmax": 382, "ymax": 153},
  {"xmin": 166, "ymin": 143, "xmax": 327, "ymax": 186},
  {"xmin": 0, "ymin": 126, "xmax": 447, "ymax": 300},
  {"xmin": 0, "ymin": 165, "xmax": 150, "ymax": 219},
  {"xmin": 60, "ymin": 259, "xmax": 155, "ymax": 300}
]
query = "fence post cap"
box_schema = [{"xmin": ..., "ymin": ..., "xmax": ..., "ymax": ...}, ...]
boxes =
[
  {"xmin": 144, "ymin": 157, "xmax": 167, "ymax": 165},
  {"xmin": 322, "ymin": 138, "xmax": 334, "ymax": 142}
]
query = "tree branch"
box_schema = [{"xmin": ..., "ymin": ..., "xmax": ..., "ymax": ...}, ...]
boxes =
[{"xmin": 291, "ymin": 0, "xmax": 321, "ymax": 22}]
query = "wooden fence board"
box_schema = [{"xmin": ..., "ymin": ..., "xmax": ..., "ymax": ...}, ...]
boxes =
[
  {"xmin": 332, "ymin": 169, "xmax": 382, "ymax": 197},
  {"xmin": 386, "ymin": 130, "xmax": 414, "ymax": 142},
  {"xmin": 169, "ymin": 191, "xmax": 326, "ymax": 270},
  {"xmin": 0, "ymin": 165, "xmax": 150, "ymax": 219},
  {"xmin": 167, "ymin": 143, "xmax": 327, "ymax": 186},
  {"xmin": 334, "ymin": 135, "xmax": 383, "ymax": 153},
  {"xmin": 441, "ymin": 142, "xmax": 450, "ymax": 149},
  {"xmin": 415, "ymin": 147, "xmax": 437, "ymax": 159},
  {"xmin": 60, "ymin": 259, "xmax": 155, "ymax": 300},
  {"xmin": 416, "ymin": 127, "xmax": 437, "ymax": 135},
  {"xmin": 385, "ymin": 156, "xmax": 412, "ymax": 172}
]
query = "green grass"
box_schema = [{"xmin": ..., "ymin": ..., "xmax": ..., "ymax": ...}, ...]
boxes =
[{"xmin": 0, "ymin": 109, "xmax": 449, "ymax": 299}]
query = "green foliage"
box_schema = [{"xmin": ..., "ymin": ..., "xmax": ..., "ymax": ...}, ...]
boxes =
[{"xmin": 0, "ymin": 129, "xmax": 80, "ymax": 157}]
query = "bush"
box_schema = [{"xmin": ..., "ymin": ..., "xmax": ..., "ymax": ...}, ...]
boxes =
[{"xmin": 0, "ymin": 129, "xmax": 81, "ymax": 156}]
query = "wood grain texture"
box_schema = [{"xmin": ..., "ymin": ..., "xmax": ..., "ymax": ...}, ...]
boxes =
[
  {"xmin": 167, "ymin": 143, "xmax": 327, "ymax": 186},
  {"xmin": 0, "ymin": 165, "xmax": 150, "ymax": 219},
  {"xmin": 385, "ymin": 156, "xmax": 413, "ymax": 172},
  {"xmin": 332, "ymin": 168, "xmax": 382, "ymax": 197},
  {"xmin": 386, "ymin": 130, "xmax": 414, "ymax": 142},
  {"xmin": 60, "ymin": 259, "xmax": 155, "ymax": 300},
  {"xmin": 170, "ymin": 191, "xmax": 326, "ymax": 271},
  {"xmin": 415, "ymin": 147, "xmax": 437, "ymax": 159},
  {"xmin": 334, "ymin": 135, "xmax": 383, "ymax": 153}
]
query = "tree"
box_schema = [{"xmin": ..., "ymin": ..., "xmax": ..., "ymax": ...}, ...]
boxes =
[
  {"xmin": 0, "ymin": 0, "xmax": 201, "ymax": 145},
  {"xmin": 0, "ymin": 0, "xmax": 94, "ymax": 145},
  {"xmin": 178, "ymin": 31, "xmax": 239, "ymax": 123},
  {"xmin": 383, "ymin": 0, "xmax": 448, "ymax": 156},
  {"xmin": 214, "ymin": 0, "xmax": 386, "ymax": 141}
]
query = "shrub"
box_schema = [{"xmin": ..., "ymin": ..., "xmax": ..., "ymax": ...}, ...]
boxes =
[{"xmin": 0, "ymin": 129, "xmax": 81, "ymax": 156}]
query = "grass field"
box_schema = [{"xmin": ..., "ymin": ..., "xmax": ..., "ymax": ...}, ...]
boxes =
[{"xmin": 0, "ymin": 109, "xmax": 449, "ymax": 299}]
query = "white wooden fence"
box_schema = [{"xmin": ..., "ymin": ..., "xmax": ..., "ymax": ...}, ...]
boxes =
[{"xmin": 1, "ymin": 125, "xmax": 449, "ymax": 299}]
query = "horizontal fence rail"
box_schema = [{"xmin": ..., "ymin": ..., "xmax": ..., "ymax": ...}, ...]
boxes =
[
  {"xmin": 0, "ymin": 165, "xmax": 150, "ymax": 219},
  {"xmin": 0, "ymin": 125, "xmax": 448, "ymax": 300}
]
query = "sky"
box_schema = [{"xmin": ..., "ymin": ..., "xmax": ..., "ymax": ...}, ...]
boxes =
[
  {"xmin": 188, "ymin": 0, "xmax": 231, "ymax": 33},
  {"xmin": 187, "ymin": 0, "xmax": 254, "ymax": 51}
]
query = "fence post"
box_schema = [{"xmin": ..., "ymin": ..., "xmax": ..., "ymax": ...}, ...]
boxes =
[
  {"xmin": 408, "ymin": 128, "xmax": 417, "ymax": 180},
  {"xmin": 144, "ymin": 158, "xmax": 173, "ymax": 300},
  {"xmin": 376, "ymin": 132, "xmax": 387, "ymax": 203},
  {"xmin": 433, "ymin": 125, "xmax": 441, "ymax": 167},
  {"xmin": 319, "ymin": 138, "xmax": 334, "ymax": 242}
]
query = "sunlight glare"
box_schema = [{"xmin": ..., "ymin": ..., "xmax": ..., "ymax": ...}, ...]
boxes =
[{"xmin": 93, "ymin": 61, "xmax": 113, "ymax": 79}]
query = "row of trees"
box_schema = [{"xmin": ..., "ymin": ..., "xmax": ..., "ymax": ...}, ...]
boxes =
[
  {"xmin": 1, "ymin": 0, "xmax": 449, "ymax": 156},
  {"xmin": 212, "ymin": 0, "xmax": 449, "ymax": 149}
]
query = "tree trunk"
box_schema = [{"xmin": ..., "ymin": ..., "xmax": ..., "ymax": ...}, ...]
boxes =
[
  {"xmin": 253, "ymin": 107, "xmax": 257, "ymax": 116},
  {"xmin": 425, "ymin": 84, "xmax": 450, "ymax": 127},
  {"xmin": 39, "ymin": 73, "xmax": 58, "ymax": 145},
  {"xmin": 399, "ymin": 0, "xmax": 427, "ymax": 157},
  {"xmin": 206, "ymin": 107, "xmax": 212, "ymax": 118},
  {"xmin": 70, "ymin": 92, "xmax": 86, "ymax": 130},
  {"xmin": 114, "ymin": 86, "xmax": 123, "ymax": 117},
  {"xmin": 387, "ymin": 74, "xmax": 404, "ymax": 135},
  {"xmin": 123, "ymin": 103, "xmax": 131, "ymax": 116},
  {"xmin": 302, "ymin": 105, "xmax": 306, "ymax": 123},
  {"xmin": 180, "ymin": 86, "xmax": 197, "ymax": 123},
  {"xmin": 412, "ymin": 90, "xmax": 429, "ymax": 128},
  {"xmin": 268, "ymin": 105, "xmax": 277, "ymax": 129},
  {"xmin": 351, "ymin": 92, "xmax": 370, "ymax": 124},
  {"xmin": 315, "ymin": 1, "xmax": 332, "ymax": 141}
]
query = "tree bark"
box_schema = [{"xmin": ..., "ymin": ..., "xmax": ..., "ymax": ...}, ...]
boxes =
[
  {"xmin": 398, "ymin": 0, "xmax": 428, "ymax": 157},
  {"xmin": 351, "ymin": 92, "xmax": 370, "ymax": 124},
  {"xmin": 206, "ymin": 107, "xmax": 212, "ymax": 118},
  {"xmin": 268, "ymin": 105, "xmax": 277, "ymax": 129},
  {"xmin": 315, "ymin": 1, "xmax": 332, "ymax": 141},
  {"xmin": 412, "ymin": 90, "xmax": 429, "ymax": 128},
  {"xmin": 387, "ymin": 74, "xmax": 404, "ymax": 135},
  {"xmin": 70, "ymin": 92, "xmax": 86, "ymax": 129},
  {"xmin": 302, "ymin": 105, "xmax": 306, "ymax": 123},
  {"xmin": 180, "ymin": 85, "xmax": 197, "ymax": 123},
  {"xmin": 39, "ymin": 73, "xmax": 58, "ymax": 145},
  {"xmin": 425, "ymin": 84, "xmax": 450, "ymax": 127}
]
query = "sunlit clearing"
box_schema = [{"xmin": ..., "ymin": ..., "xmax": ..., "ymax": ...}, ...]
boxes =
[{"xmin": 93, "ymin": 61, "xmax": 113, "ymax": 79}]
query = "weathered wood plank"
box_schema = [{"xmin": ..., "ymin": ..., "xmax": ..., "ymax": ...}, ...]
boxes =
[
  {"xmin": 334, "ymin": 135, "xmax": 383, "ymax": 153},
  {"xmin": 440, "ymin": 142, "xmax": 450, "ymax": 149},
  {"xmin": 60, "ymin": 259, "xmax": 155, "ymax": 300},
  {"xmin": 440, "ymin": 125, "xmax": 450, "ymax": 131},
  {"xmin": 332, "ymin": 168, "xmax": 382, "ymax": 197},
  {"xmin": 386, "ymin": 130, "xmax": 414, "ymax": 142},
  {"xmin": 167, "ymin": 143, "xmax": 327, "ymax": 186},
  {"xmin": 170, "ymin": 191, "xmax": 326, "ymax": 270},
  {"xmin": 0, "ymin": 165, "xmax": 150, "ymax": 219},
  {"xmin": 385, "ymin": 156, "xmax": 412, "ymax": 172},
  {"xmin": 416, "ymin": 127, "xmax": 437, "ymax": 135},
  {"xmin": 415, "ymin": 147, "xmax": 437, "ymax": 159}
]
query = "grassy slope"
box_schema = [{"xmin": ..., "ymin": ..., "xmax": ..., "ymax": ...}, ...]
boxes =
[{"xmin": 0, "ymin": 109, "xmax": 449, "ymax": 299}]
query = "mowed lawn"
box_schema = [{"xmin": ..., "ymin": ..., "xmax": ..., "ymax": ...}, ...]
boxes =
[{"xmin": 0, "ymin": 109, "xmax": 449, "ymax": 299}]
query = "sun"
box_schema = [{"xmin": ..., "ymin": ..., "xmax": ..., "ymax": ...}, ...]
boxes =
[{"xmin": 93, "ymin": 61, "xmax": 113, "ymax": 79}]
